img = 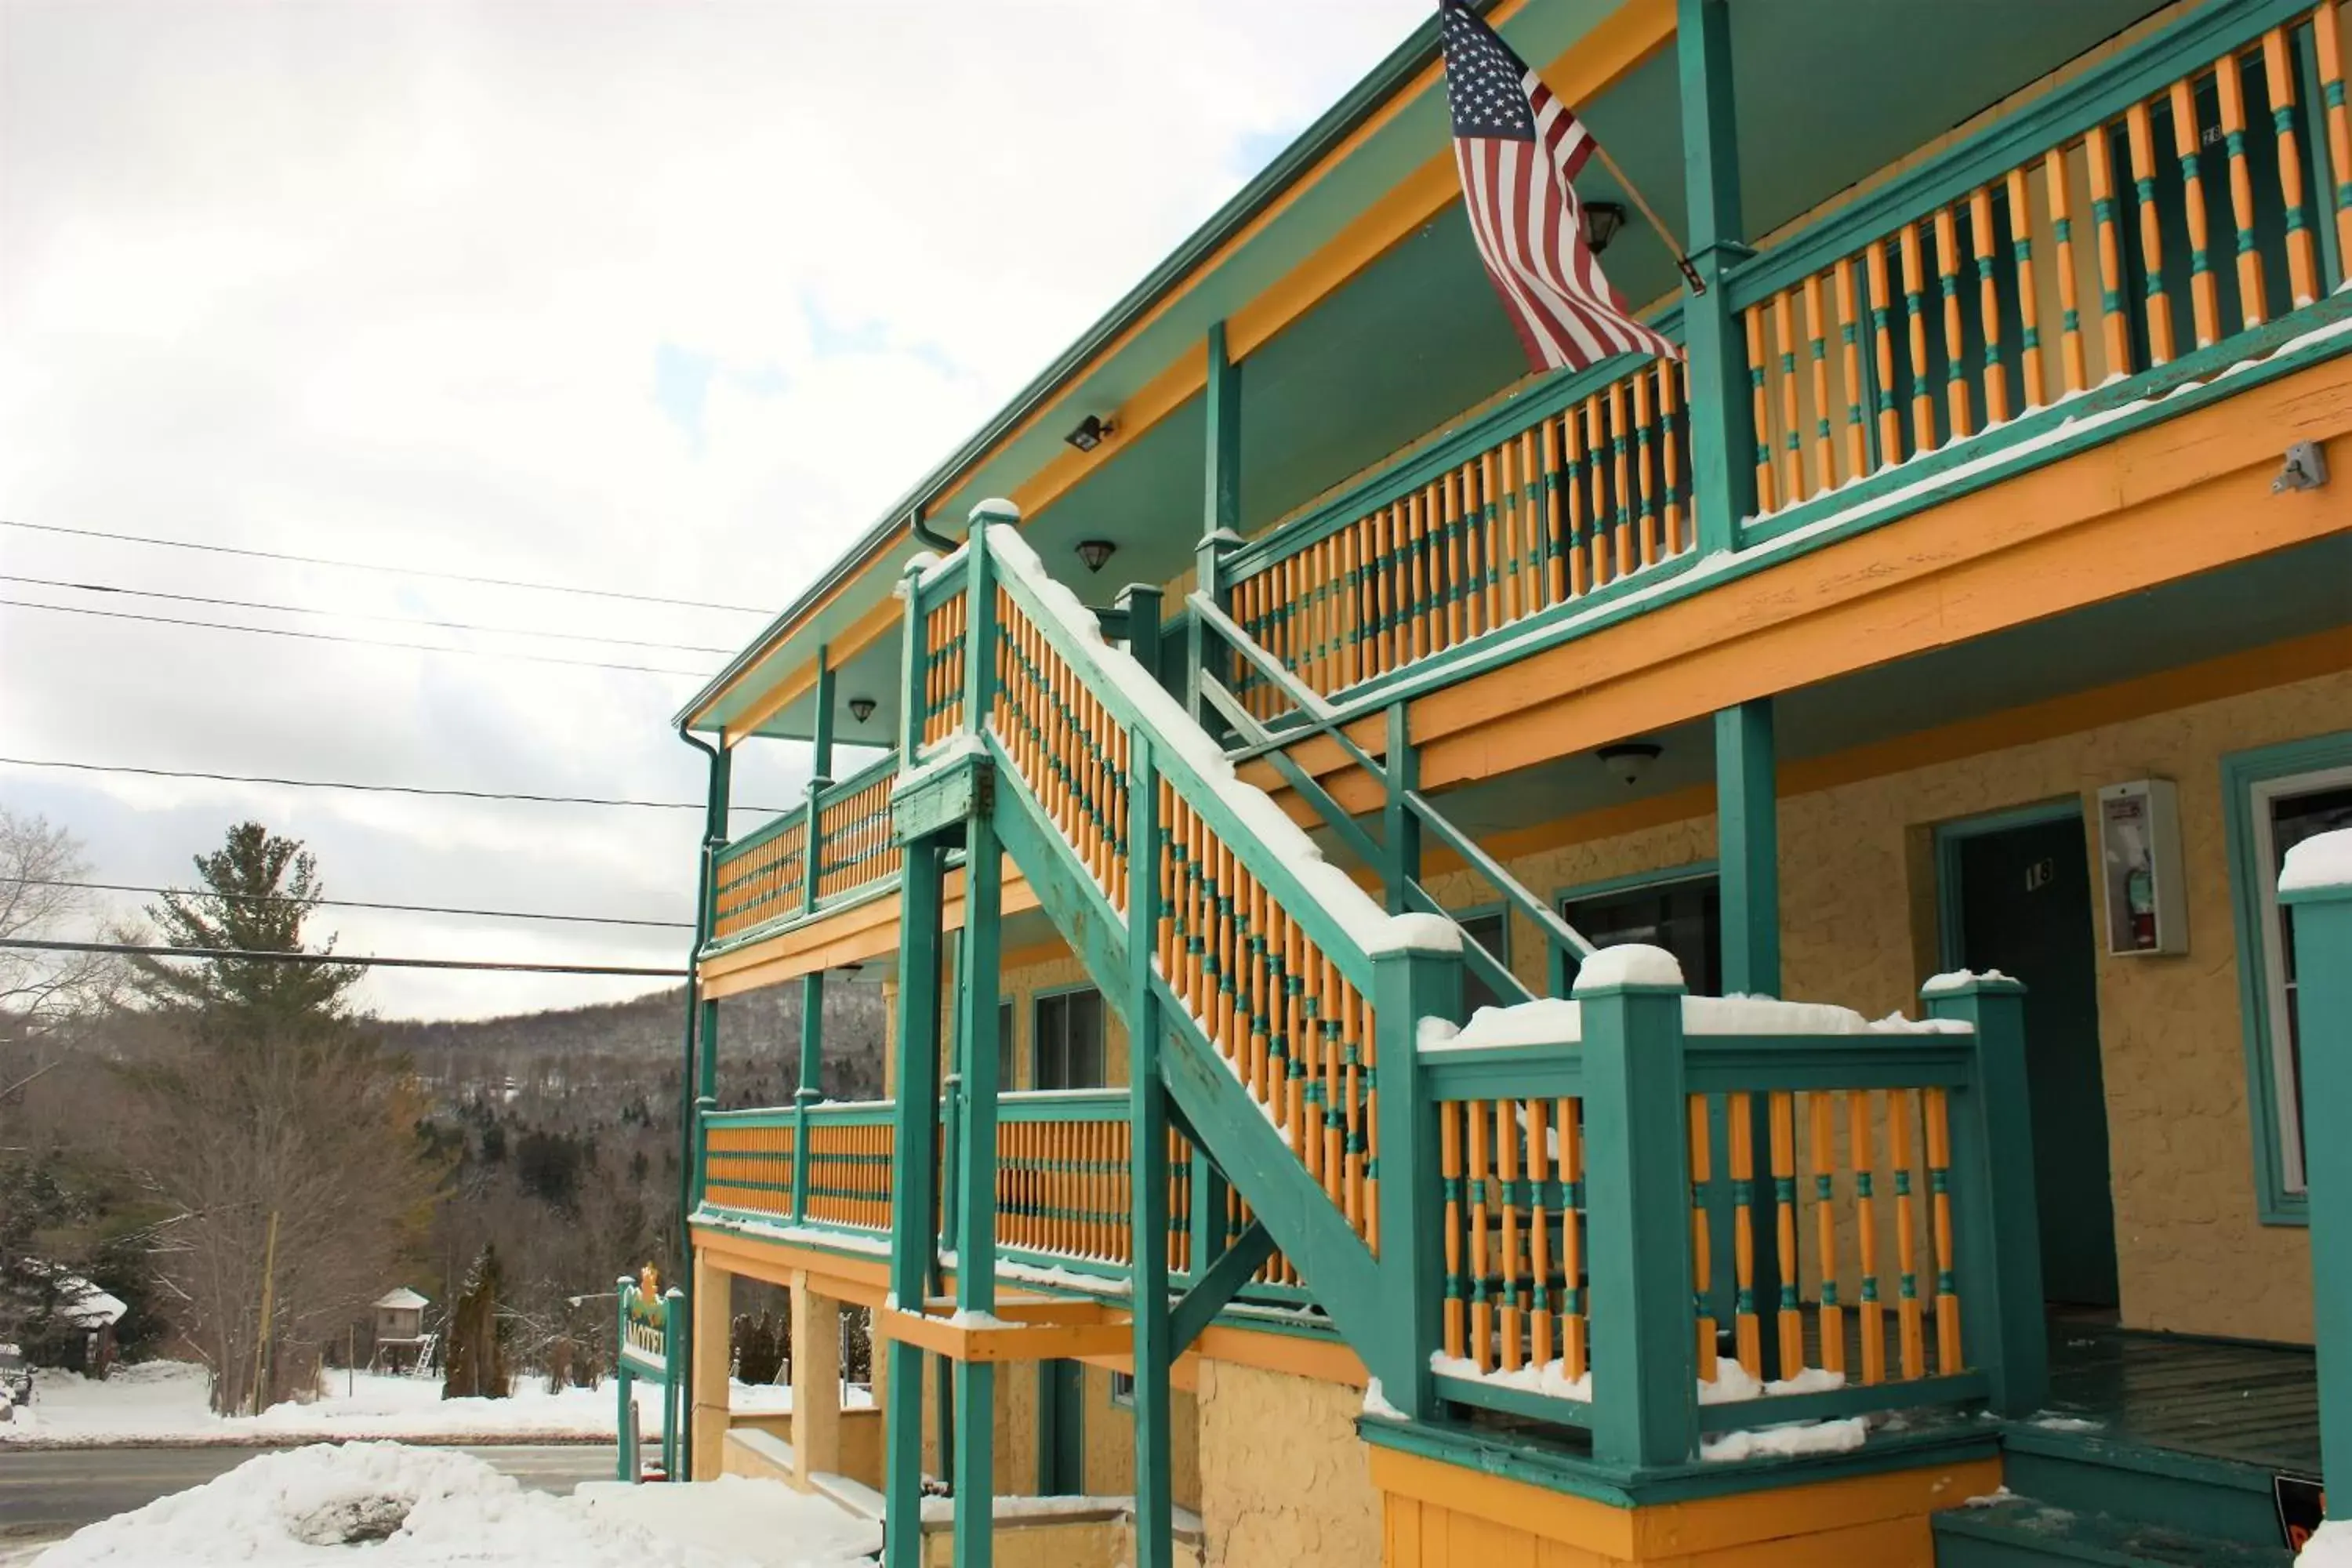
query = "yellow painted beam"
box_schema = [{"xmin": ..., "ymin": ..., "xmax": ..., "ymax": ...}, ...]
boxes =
[
  {"xmin": 698, "ymin": 860, "xmax": 1043, "ymax": 999},
  {"xmin": 874, "ymin": 1305, "xmax": 1135, "ymax": 1363}
]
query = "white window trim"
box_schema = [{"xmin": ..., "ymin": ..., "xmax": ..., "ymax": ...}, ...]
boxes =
[{"xmin": 2249, "ymin": 763, "xmax": 2352, "ymax": 1196}]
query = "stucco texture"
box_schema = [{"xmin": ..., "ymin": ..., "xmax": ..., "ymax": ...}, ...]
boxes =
[{"xmin": 1195, "ymin": 1360, "xmax": 1380, "ymax": 1567}]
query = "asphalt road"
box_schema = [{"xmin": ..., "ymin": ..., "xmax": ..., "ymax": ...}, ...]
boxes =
[{"xmin": 0, "ymin": 1443, "xmax": 626, "ymax": 1553}]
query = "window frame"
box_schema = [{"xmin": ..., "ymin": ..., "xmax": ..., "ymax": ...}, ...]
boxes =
[
  {"xmin": 2223, "ymin": 730, "xmax": 2352, "ymax": 1226},
  {"xmin": 1031, "ymin": 982, "xmax": 1107, "ymax": 1091},
  {"xmin": 1551, "ymin": 861, "xmax": 1720, "ymax": 997}
]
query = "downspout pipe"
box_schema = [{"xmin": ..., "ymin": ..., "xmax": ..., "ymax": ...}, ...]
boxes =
[{"xmin": 673, "ymin": 720, "xmax": 728, "ymax": 1479}]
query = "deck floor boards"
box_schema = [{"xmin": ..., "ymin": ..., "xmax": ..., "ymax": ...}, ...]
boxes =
[{"xmin": 2040, "ymin": 1323, "xmax": 2319, "ymax": 1473}]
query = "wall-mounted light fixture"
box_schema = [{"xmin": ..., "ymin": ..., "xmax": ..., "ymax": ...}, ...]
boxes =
[
  {"xmin": 1582, "ymin": 201, "xmax": 1628, "ymax": 255},
  {"xmin": 847, "ymin": 696, "xmax": 877, "ymax": 723},
  {"xmin": 1065, "ymin": 415, "xmax": 1114, "ymax": 452},
  {"xmin": 1597, "ymin": 739, "xmax": 1661, "ymax": 786},
  {"xmin": 1076, "ymin": 539, "xmax": 1117, "ymax": 573},
  {"xmin": 2274, "ymin": 440, "xmax": 2329, "ymax": 492}
]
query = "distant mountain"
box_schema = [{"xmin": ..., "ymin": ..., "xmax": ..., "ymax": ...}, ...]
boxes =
[{"xmin": 376, "ymin": 978, "xmax": 888, "ymax": 1106}]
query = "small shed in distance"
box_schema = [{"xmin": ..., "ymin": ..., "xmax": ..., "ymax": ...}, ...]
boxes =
[{"xmin": 372, "ymin": 1287, "xmax": 430, "ymax": 1373}]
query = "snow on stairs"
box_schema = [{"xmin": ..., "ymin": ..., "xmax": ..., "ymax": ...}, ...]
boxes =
[{"xmin": 1933, "ymin": 1432, "xmax": 2295, "ymax": 1566}]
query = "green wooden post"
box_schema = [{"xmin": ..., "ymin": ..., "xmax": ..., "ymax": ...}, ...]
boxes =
[
  {"xmin": 884, "ymin": 836, "xmax": 946, "ymax": 1568},
  {"xmin": 615, "ymin": 1276, "xmax": 636, "ymax": 1482},
  {"xmin": 2282, "ymin": 840, "xmax": 2352, "ymax": 1514},
  {"xmin": 659, "ymin": 1287, "xmax": 685, "ymax": 1482},
  {"xmin": 1369, "ymin": 940, "xmax": 1461, "ymax": 1419},
  {"xmin": 1714, "ymin": 697, "xmax": 1783, "ymax": 1372},
  {"xmin": 949, "ymin": 516, "xmax": 1006, "ymax": 1564},
  {"xmin": 1923, "ymin": 973, "xmax": 2047, "ymax": 1418},
  {"xmin": 898, "ymin": 558, "xmax": 931, "ymax": 765},
  {"xmin": 1118, "ymin": 583, "xmax": 1163, "ymax": 690},
  {"xmin": 793, "ymin": 652, "xmax": 833, "ymax": 1221},
  {"xmin": 1190, "ymin": 321, "xmax": 1243, "ymax": 725},
  {"xmin": 1676, "ymin": 0, "xmax": 1754, "ymax": 554},
  {"xmin": 1127, "ymin": 738, "xmax": 1175, "ymax": 1568},
  {"xmin": 1579, "ymin": 956, "xmax": 1697, "ymax": 1470},
  {"xmin": 1383, "ymin": 702, "xmax": 1420, "ymax": 916}
]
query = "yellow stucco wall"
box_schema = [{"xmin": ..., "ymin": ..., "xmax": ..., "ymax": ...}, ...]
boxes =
[
  {"xmin": 1080, "ymin": 1364, "xmax": 1202, "ymax": 1512},
  {"xmin": 1418, "ymin": 667, "xmax": 2349, "ymax": 1344},
  {"xmin": 1195, "ymin": 1360, "xmax": 1380, "ymax": 1567}
]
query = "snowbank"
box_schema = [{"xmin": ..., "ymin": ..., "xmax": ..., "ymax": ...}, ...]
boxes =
[
  {"xmin": 26, "ymin": 1442, "xmax": 873, "ymax": 1566},
  {"xmin": 2301, "ymin": 1519, "xmax": 2352, "ymax": 1566}
]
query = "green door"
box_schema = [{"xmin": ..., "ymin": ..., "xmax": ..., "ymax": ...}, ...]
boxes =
[
  {"xmin": 1036, "ymin": 1360, "xmax": 1085, "ymax": 1494},
  {"xmin": 1954, "ymin": 814, "xmax": 2121, "ymax": 1308}
]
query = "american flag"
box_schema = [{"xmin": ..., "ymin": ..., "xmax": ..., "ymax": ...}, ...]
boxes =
[{"xmin": 1439, "ymin": 0, "xmax": 1678, "ymax": 372}]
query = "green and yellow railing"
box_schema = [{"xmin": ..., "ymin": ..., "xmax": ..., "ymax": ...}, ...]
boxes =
[
  {"xmin": 1417, "ymin": 971, "xmax": 2043, "ymax": 1467},
  {"xmin": 1730, "ymin": 0, "xmax": 2350, "ymax": 528},
  {"xmin": 1220, "ymin": 339, "xmax": 1690, "ymax": 711},
  {"xmin": 708, "ymin": 750, "xmax": 902, "ymax": 944}
]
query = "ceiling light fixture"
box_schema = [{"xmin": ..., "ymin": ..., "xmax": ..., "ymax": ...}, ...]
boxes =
[
  {"xmin": 1582, "ymin": 201, "xmax": 1628, "ymax": 255},
  {"xmin": 1076, "ymin": 539, "xmax": 1116, "ymax": 573},
  {"xmin": 847, "ymin": 696, "xmax": 877, "ymax": 723},
  {"xmin": 1597, "ymin": 740, "xmax": 1662, "ymax": 786}
]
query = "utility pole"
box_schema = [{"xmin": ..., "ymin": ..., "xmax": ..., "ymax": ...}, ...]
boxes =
[{"xmin": 251, "ymin": 1209, "xmax": 281, "ymax": 1417}]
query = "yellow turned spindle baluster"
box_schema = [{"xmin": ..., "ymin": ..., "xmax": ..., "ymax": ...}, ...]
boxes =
[
  {"xmin": 1743, "ymin": 305, "xmax": 1777, "ymax": 514},
  {"xmin": 1560, "ymin": 1098, "xmax": 1588, "ymax": 1381},
  {"xmin": 1802, "ymin": 272, "xmax": 1834, "ymax": 492},
  {"xmin": 1773, "ymin": 287, "xmax": 1806, "ymax": 504},
  {"xmin": 1690, "ymin": 1096, "xmax": 1718, "ymax": 1381},
  {"xmin": 1458, "ymin": 461, "xmax": 1485, "ymax": 641},
  {"xmin": 2169, "ymin": 77, "xmax": 2220, "ymax": 348},
  {"xmin": 1865, "ymin": 241, "xmax": 1904, "ymax": 463},
  {"xmin": 1498, "ymin": 1098, "xmax": 1524, "ymax": 1372},
  {"xmin": 1221, "ymin": 846, "xmax": 1246, "ymax": 1083},
  {"xmin": 1528, "ymin": 1098, "xmax": 1555, "ymax": 1369},
  {"xmin": 2267, "ymin": 25, "xmax": 2325, "ymax": 307},
  {"xmin": 1403, "ymin": 486, "xmax": 1428, "ymax": 663},
  {"xmin": 1926, "ymin": 1088, "xmax": 1963, "ymax": 1372},
  {"xmin": 2216, "ymin": 45, "xmax": 2270, "ymax": 328},
  {"xmin": 1812, "ymin": 1092, "xmax": 1844, "ymax": 1377},
  {"xmin": 1582, "ymin": 393, "xmax": 1611, "ymax": 584},
  {"xmin": 1562, "ymin": 403, "xmax": 1590, "ymax": 594},
  {"xmin": 1607, "ymin": 380, "xmax": 1634, "ymax": 573},
  {"xmin": 1900, "ymin": 222, "xmax": 1936, "ymax": 453},
  {"xmin": 1542, "ymin": 417, "xmax": 1569, "ymax": 602},
  {"xmin": 1436, "ymin": 471, "xmax": 1462, "ymax": 651},
  {"xmin": 2003, "ymin": 169, "xmax": 2047, "ymax": 410},
  {"xmin": 1490, "ymin": 443, "xmax": 1519, "ymax": 627},
  {"xmin": 1518, "ymin": 429, "xmax": 1545, "ymax": 612},
  {"xmin": 2318, "ymin": 2, "xmax": 2352, "ymax": 268},
  {"xmin": 1770, "ymin": 1091, "xmax": 1805, "ymax": 1375},
  {"xmin": 1632, "ymin": 369, "xmax": 1660, "ymax": 568},
  {"xmin": 2126, "ymin": 103, "xmax": 2177, "ymax": 365},
  {"xmin": 1969, "ymin": 187, "xmax": 2010, "ymax": 426},
  {"xmin": 1934, "ymin": 206, "xmax": 1973, "ymax": 441},
  {"xmin": 1368, "ymin": 507, "xmax": 1392, "ymax": 681},
  {"xmin": 1443, "ymin": 1103, "xmax": 1466, "ymax": 1360},
  {"xmin": 1469, "ymin": 1101, "xmax": 1494, "ymax": 1373},
  {"xmin": 1730, "ymin": 1092, "xmax": 1762, "ymax": 1376},
  {"xmin": 1658, "ymin": 365, "xmax": 1686, "ymax": 557},
  {"xmin": 1890, "ymin": 1089, "xmax": 1926, "ymax": 1381},
  {"xmin": 1483, "ymin": 448, "xmax": 1508, "ymax": 633},
  {"xmin": 1364, "ymin": 990, "xmax": 1381, "ymax": 1250}
]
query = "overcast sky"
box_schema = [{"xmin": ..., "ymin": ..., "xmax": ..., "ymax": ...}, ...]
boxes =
[{"xmin": 0, "ymin": 2, "xmax": 1429, "ymax": 1021}]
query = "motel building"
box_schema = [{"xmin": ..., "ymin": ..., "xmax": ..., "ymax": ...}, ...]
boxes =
[{"xmin": 643, "ymin": 0, "xmax": 2352, "ymax": 1563}]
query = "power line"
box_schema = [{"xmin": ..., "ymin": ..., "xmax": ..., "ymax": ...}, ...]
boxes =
[
  {"xmin": 21, "ymin": 878, "xmax": 691, "ymax": 931},
  {"xmin": 0, "ymin": 518, "xmax": 770, "ymax": 615},
  {"xmin": 0, "ymin": 936, "xmax": 684, "ymax": 978},
  {"xmin": 0, "ymin": 756, "xmax": 794, "ymax": 814},
  {"xmin": 0, "ymin": 573, "xmax": 737, "ymax": 655},
  {"xmin": 0, "ymin": 597, "xmax": 718, "ymax": 677}
]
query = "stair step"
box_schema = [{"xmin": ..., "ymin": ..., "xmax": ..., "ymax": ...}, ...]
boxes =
[
  {"xmin": 1932, "ymin": 1497, "xmax": 2293, "ymax": 1567},
  {"xmin": 2000, "ymin": 1425, "xmax": 2290, "ymax": 1549}
]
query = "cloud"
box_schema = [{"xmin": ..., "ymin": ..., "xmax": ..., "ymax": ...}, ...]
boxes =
[{"xmin": 0, "ymin": 1, "xmax": 1428, "ymax": 1017}]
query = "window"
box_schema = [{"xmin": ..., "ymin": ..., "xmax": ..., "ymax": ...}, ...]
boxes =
[
  {"xmin": 2225, "ymin": 735, "xmax": 2352, "ymax": 1219},
  {"xmin": 1109, "ymin": 1370, "xmax": 1134, "ymax": 1407},
  {"xmin": 1033, "ymin": 987, "xmax": 1106, "ymax": 1090},
  {"xmin": 1559, "ymin": 869, "xmax": 1721, "ymax": 996},
  {"xmin": 1457, "ymin": 909, "xmax": 1510, "ymax": 1014}
]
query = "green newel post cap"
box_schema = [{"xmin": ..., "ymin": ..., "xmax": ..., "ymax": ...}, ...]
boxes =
[
  {"xmin": 969, "ymin": 497, "xmax": 1021, "ymax": 529},
  {"xmin": 1569, "ymin": 942, "xmax": 1688, "ymax": 995},
  {"xmin": 2280, "ymin": 827, "xmax": 2352, "ymax": 906}
]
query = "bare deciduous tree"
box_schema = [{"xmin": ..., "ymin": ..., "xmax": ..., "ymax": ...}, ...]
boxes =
[{"xmin": 1, "ymin": 808, "xmax": 121, "ymax": 1094}]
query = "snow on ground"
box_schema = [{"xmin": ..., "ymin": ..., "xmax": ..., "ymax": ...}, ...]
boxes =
[
  {"xmin": 2, "ymin": 1362, "xmax": 662, "ymax": 1446},
  {"xmin": 2302, "ymin": 1519, "xmax": 2352, "ymax": 1567},
  {"xmin": 27, "ymin": 1443, "xmax": 877, "ymax": 1567}
]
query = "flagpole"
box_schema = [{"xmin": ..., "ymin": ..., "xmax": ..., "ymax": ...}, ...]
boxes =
[{"xmin": 1587, "ymin": 142, "xmax": 1707, "ymax": 295}]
